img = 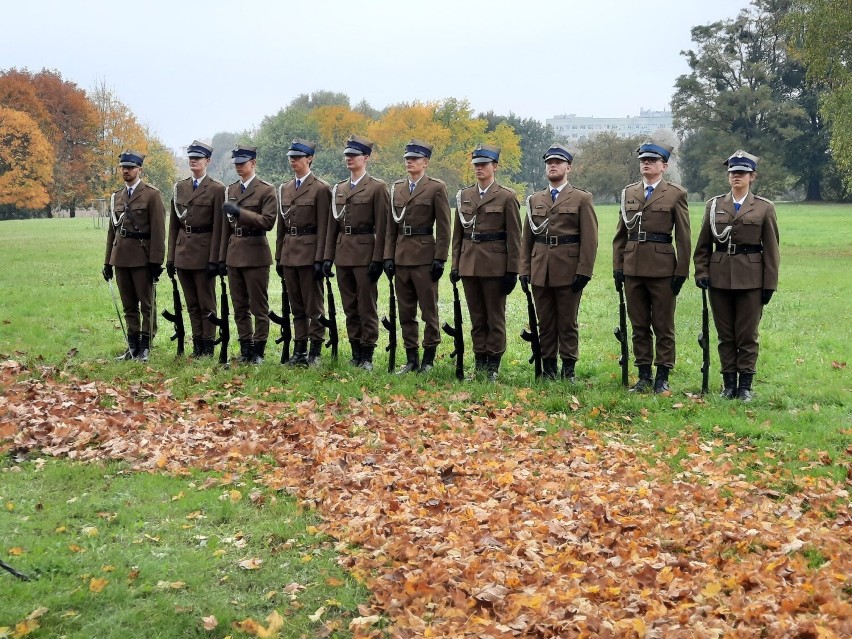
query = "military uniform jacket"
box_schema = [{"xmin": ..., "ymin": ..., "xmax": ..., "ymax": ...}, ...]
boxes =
[
  {"xmin": 105, "ymin": 181, "xmax": 166, "ymax": 267},
  {"xmin": 613, "ymin": 179, "xmax": 690, "ymax": 278},
  {"xmin": 451, "ymin": 183, "xmax": 522, "ymax": 277},
  {"xmin": 219, "ymin": 177, "xmax": 277, "ymax": 268},
  {"xmin": 693, "ymin": 192, "xmax": 780, "ymax": 290},
  {"xmin": 521, "ymin": 184, "xmax": 598, "ymax": 287},
  {"xmin": 274, "ymin": 173, "xmax": 332, "ymax": 267},
  {"xmin": 384, "ymin": 175, "xmax": 452, "ymax": 266},
  {"xmin": 324, "ymin": 175, "xmax": 389, "ymax": 267},
  {"xmin": 168, "ymin": 175, "xmax": 226, "ymax": 270}
]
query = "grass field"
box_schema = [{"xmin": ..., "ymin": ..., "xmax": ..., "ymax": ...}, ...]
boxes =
[{"xmin": 1, "ymin": 203, "xmax": 850, "ymax": 637}]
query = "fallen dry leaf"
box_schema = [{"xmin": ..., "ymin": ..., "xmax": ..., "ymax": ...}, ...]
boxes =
[
  {"xmin": 201, "ymin": 615, "xmax": 218, "ymax": 631},
  {"xmin": 88, "ymin": 577, "xmax": 108, "ymax": 593},
  {"xmin": 237, "ymin": 557, "xmax": 263, "ymax": 570}
]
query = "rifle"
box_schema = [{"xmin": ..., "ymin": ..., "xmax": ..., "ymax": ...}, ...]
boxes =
[
  {"xmin": 268, "ymin": 280, "xmax": 292, "ymax": 364},
  {"xmin": 380, "ymin": 272, "xmax": 397, "ymax": 373},
  {"xmin": 441, "ymin": 279, "xmax": 464, "ymax": 381},
  {"xmin": 318, "ymin": 275, "xmax": 338, "ymax": 359},
  {"xmin": 519, "ymin": 286, "xmax": 542, "ymax": 379},
  {"xmin": 698, "ymin": 287, "xmax": 710, "ymax": 394},
  {"xmin": 614, "ymin": 285, "xmax": 629, "ymax": 386},
  {"xmin": 207, "ymin": 275, "xmax": 230, "ymax": 367},
  {"xmin": 161, "ymin": 273, "xmax": 185, "ymax": 357},
  {"xmin": 0, "ymin": 558, "xmax": 31, "ymax": 581}
]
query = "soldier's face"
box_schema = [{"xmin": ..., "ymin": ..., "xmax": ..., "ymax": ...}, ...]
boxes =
[
  {"xmin": 639, "ymin": 157, "xmax": 666, "ymax": 182},
  {"xmin": 289, "ymin": 155, "xmax": 311, "ymax": 176},
  {"xmin": 405, "ymin": 157, "xmax": 428, "ymax": 177},
  {"xmin": 728, "ymin": 170, "xmax": 755, "ymax": 190},
  {"xmin": 234, "ymin": 159, "xmax": 255, "ymax": 180},
  {"xmin": 120, "ymin": 166, "xmax": 141, "ymax": 183},
  {"xmin": 474, "ymin": 161, "xmax": 496, "ymax": 182},
  {"xmin": 188, "ymin": 157, "xmax": 209, "ymax": 177},
  {"xmin": 545, "ymin": 159, "xmax": 570, "ymax": 183},
  {"xmin": 345, "ymin": 153, "xmax": 367, "ymax": 173}
]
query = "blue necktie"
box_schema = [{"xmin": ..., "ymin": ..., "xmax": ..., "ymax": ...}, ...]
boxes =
[
  {"xmin": 127, "ymin": 187, "xmax": 133, "ymax": 198},
  {"xmin": 192, "ymin": 179, "xmax": 198, "ymax": 191},
  {"xmin": 240, "ymin": 184, "xmax": 246, "ymax": 193},
  {"xmin": 409, "ymin": 182, "xmax": 415, "ymax": 194},
  {"xmin": 551, "ymin": 188, "xmax": 559, "ymax": 203},
  {"xmin": 645, "ymin": 185, "xmax": 654, "ymax": 200},
  {"xmin": 479, "ymin": 190, "xmax": 486, "ymax": 198},
  {"xmin": 734, "ymin": 202, "xmax": 741, "ymax": 212},
  {"xmin": 295, "ymin": 179, "xmax": 302, "ymax": 189}
]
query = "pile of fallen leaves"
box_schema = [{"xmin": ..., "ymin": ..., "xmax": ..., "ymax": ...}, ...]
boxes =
[{"xmin": 1, "ymin": 359, "xmax": 850, "ymax": 638}]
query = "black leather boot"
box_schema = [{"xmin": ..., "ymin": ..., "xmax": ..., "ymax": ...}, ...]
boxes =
[
  {"xmin": 238, "ymin": 339, "xmax": 253, "ymax": 364},
  {"xmin": 419, "ymin": 345, "xmax": 437, "ymax": 373},
  {"xmin": 721, "ymin": 372, "xmax": 737, "ymax": 399},
  {"xmin": 201, "ymin": 338, "xmax": 215, "ymax": 357},
  {"xmin": 737, "ymin": 372, "xmax": 754, "ymax": 402},
  {"xmin": 358, "ymin": 345, "xmax": 375, "ymax": 371},
  {"xmin": 629, "ymin": 364, "xmax": 653, "ymax": 392},
  {"xmin": 287, "ymin": 340, "xmax": 308, "ymax": 366},
  {"xmin": 542, "ymin": 358, "xmax": 558, "ymax": 380},
  {"xmin": 135, "ymin": 333, "xmax": 151, "ymax": 362},
  {"xmin": 116, "ymin": 333, "xmax": 139, "ymax": 361},
  {"xmin": 561, "ymin": 358, "xmax": 576, "ymax": 382},
  {"xmin": 251, "ymin": 340, "xmax": 266, "ymax": 365},
  {"xmin": 397, "ymin": 347, "xmax": 419, "ymax": 374},
  {"xmin": 307, "ymin": 339, "xmax": 323, "ymax": 366},
  {"xmin": 653, "ymin": 365, "xmax": 671, "ymax": 394},
  {"xmin": 348, "ymin": 340, "xmax": 362, "ymax": 367},
  {"xmin": 474, "ymin": 353, "xmax": 488, "ymax": 374},
  {"xmin": 486, "ymin": 354, "xmax": 501, "ymax": 382},
  {"xmin": 191, "ymin": 337, "xmax": 203, "ymax": 358}
]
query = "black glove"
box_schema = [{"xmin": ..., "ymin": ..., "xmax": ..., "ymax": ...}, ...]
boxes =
[
  {"xmin": 696, "ymin": 277, "xmax": 710, "ymax": 289},
  {"xmin": 275, "ymin": 263, "xmax": 284, "ymax": 278},
  {"xmin": 502, "ymin": 272, "xmax": 518, "ymax": 295},
  {"xmin": 322, "ymin": 260, "xmax": 334, "ymax": 278},
  {"xmin": 761, "ymin": 289, "xmax": 774, "ymax": 305},
  {"xmin": 613, "ymin": 269, "xmax": 624, "ymax": 293},
  {"xmin": 671, "ymin": 275, "xmax": 686, "ymax": 296},
  {"xmin": 206, "ymin": 262, "xmax": 218, "ymax": 279},
  {"xmin": 383, "ymin": 259, "xmax": 395, "ymax": 278},
  {"xmin": 519, "ymin": 274, "xmax": 530, "ymax": 294},
  {"xmin": 166, "ymin": 262, "xmax": 176, "ymax": 278},
  {"xmin": 102, "ymin": 264, "xmax": 113, "ymax": 281},
  {"xmin": 449, "ymin": 269, "xmax": 460, "ymax": 284},
  {"xmin": 313, "ymin": 261, "xmax": 324, "ymax": 281},
  {"xmin": 571, "ymin": 274, "xmax": 591, "ymax": 293},
  {"xmin": 367, "ymin": 261, "xmax": 383, "ymax": 283},
  {"xmin": 218, "ymin": 261, "xmax": 228, "ymax": 277},
  {"xmin": 148, "ymin": 263, "xmax": 163, "ymax": 282},
  {"xmin": 430, "ymin": 260, "xmax": 444, "ymax": 282},
  {"xmin": 223, "ymin": 202, "xmax": 240, "ymax": 218}
]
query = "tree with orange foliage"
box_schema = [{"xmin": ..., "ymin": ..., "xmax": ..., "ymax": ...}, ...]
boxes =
[{"xmin": 0, "ymin": 106, "xmax": 53, "ymax": 214}]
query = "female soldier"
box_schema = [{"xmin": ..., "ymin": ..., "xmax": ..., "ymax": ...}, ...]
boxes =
[{"xmin": 693, "ymin": 151, "xmax": 780, "ymax": 401}]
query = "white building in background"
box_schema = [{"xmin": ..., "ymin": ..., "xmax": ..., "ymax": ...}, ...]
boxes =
[{"xmin": 547, "ymin": 108, "xmax": 675, "ymax": 145}]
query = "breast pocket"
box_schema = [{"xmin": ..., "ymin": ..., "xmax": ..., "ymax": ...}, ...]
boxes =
[{"xmin": 558, "ymin": 206, "xmax": 579, "ymax": 215}]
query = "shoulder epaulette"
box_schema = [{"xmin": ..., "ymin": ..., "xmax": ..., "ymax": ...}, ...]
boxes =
[
  {"xmin": 499, "ymin": 184, "xmax": 517, "ymax": 195},
  {"xmin": 314, "ymin": 177, "xmax": 331, "ymax": 188},
  {"xmin": 393, "ymin": 178, "xmax": 406, "ymax": 185},
  {"xmin": 627, "ymin": 181, "xmax": 641, "ymax": 188},
  {"xmin": 209, "ymin": 177, "xmax": 226, "ymax": 187},
  {"xmin": 668, "ymin": 182, "xmax": 687, "ymax": 193},
  {"xmin": 706, "ymin": 194, "xmax": 726, "ymax": 204},
  {"xmin": 145, "ymin": 183, "xmax": 161, "ymax": 193},
  {"xmin": 426, "ymin": 175, "xmax": 447, "ymax": 185},
  {"xmin": 259, "ymin": 179, "xmax": 273, "ymax": 187},
  {"xmin": 754, "ymin": 195, "xmax": 773, "ymax": 203},
  {"xmin": 228, "ymin": 180, "xmax": 240, "ymax": 187},
  {"xmin": 336, "ymin": 178, "xmax": 348, "ymax": 186}
]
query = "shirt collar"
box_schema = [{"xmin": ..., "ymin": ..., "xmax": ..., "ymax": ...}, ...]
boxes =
[
  {"xmin": 126, "ymin": 178, "xmax": 141, "ymax": 192},
  {"xmin": 478, "ymin": 180, "xmax": 495, "ymax": 195},
  {"xmin": 241, "ymin": 174, "xmax": 256, "ymax": 189},
  {"xmin": 294, "ymin": 170, "xmax": 311, "ymax": 182},
  {"xmin": 642, "ymin": 179, "xmax": 662, "ymax": 191},
  {"xmin": 350, "ymin": 172, "xmax": 366, "ymax": 187},
  {"xmin": 733, "ymin": 191, "xmax": 749, "ymax": 206}
]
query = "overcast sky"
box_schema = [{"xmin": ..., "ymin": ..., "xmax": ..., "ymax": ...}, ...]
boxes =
[{"xmin": 3, "ymin": 0, "xmax": 750, "ymax": 150}]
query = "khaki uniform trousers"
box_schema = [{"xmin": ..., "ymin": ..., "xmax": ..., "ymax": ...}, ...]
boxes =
[
  {"xmin": 337, "ymin": 265, "xmax": 379, "ymax": 346},
  {"xmin": 625, "ymin": 275, "xmax": 677, "ymax": 368},
  {"xmin": 177, "ymin": 268, "xmax": 217, "ymax": 340},
  {"xmin": 533, "ymin": 284, "xmax": 583, "ymax": 361},
  {"xmin": 228, "ymin": 266, "xmax": 270, "ymax": 342},
  {"xmin": 462, "ymin": 276, "xmax": 507, "ymax": 356},
  {"xmin": 396, "ymin": 265, "xmax": 440, "ymax": 349},
  {"xmin": 283, "ymin": 265, "xmax": 325, "ymax": 342},
  {"xmin": 709, "ymin": 287, "xmax": 763, "ymax": 373},
  {"xmin": 115, "ymin": 266, "xmax": 157, "ymax": 336}
]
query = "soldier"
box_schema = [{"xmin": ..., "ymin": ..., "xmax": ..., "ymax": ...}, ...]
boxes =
[
  {"xmin": 693, "ymin": 150, "xmax": 780, "ymax": 401},
  {"xmin": 450, "ymin": 144, "xmax": 522, "ymax": 381},
  {"xmin": 274, "ymin": 138, "xmax": 331, "ymax": 366},
  {"xmin": 613, "ymin": 141, "xmax": 690, "ymax": 393},
  {"xmin": 520, "ymin": 144, "xmax": 598, "ymax": 381},
  {"xmin": 167, "ymin": 141, "xmax": 225, "ymax": 358},
  {"xmin": 102, "ymin": 150, "xmax": 165, "ymax": 362},
  {"xmin": 383, "ymin": 139, "xmax": 452, "ymax": 374},
  {"xmin": 219, "ymin": 145, "xmax": 277, "ymax": 364},
  {"xmin": 322, "ymin": 134, "xmax": 389, "ymax": 371}
]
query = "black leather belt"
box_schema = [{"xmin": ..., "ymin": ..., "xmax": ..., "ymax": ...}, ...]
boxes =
[
  {"xmin": 118, "ymin": 228, "xmax": 150, "ymax": 239},
  {"xmin": 234, "ymin": 227, "xmax": 266, "ymax": 237},
  {"xmin": 287, "ymin": 225, "xmax": 317, "ymax": 236},
  {"xmin": 343, "ymin": 225, "xmax": 375, "ymax": 235},
  {"xmin": 400, "ymin": 225, "xmax": 433, "ymax": 236},
  {"xmin": 715, "ymin": 243, "xmax": 762, "ymax": 255},
  {"xmin": 463, "ymin": 231, "xmax": 507, "ymax": 242},
  {"xmin": 535, "ymin": 234, "xmax": 580, "ymax": 246},
  {"xmin": 183, "ymin": 224, "xmax": 213, "ymax": 235},
  {"xmin": 628, "ymin": 232, "xmax": 672, "ymax": 243}
]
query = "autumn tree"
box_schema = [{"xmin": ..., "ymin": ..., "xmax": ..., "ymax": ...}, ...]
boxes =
[
  {"xmin": 571, "ymin": 133, "xmax": 645, "ymax": 203},
  {"xmin": 480, "ymin": 112, "xmax": 557, "ymax": 194},
  {"xmin": 208, "ymin": 132, "xmax": 240, "ymax": 185},
  {"xmin": 0, "ymin": 106, "xmax": 53, "ymax": 218}
]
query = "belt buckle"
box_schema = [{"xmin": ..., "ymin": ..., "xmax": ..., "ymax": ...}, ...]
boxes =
[
  {"xmin": 185, "ymin": 225, "xmax": 192, "ymax": 235},
  {"xmin": 727, "ymin": 242, "xmax": 737, "ymax": 255},
  {"xmin": 235, "ymin": 227, "xmax": 243, "ymax": 237},
  {"xmin": 636, "ymin": 231, "xmax": 647, "ymax": 242},
  {"xmin": 119, "ymin": 227, "xmax": 127, "ymax": 237},
  {"xmin": 289, "ymin": 226, "xmax": 298, "ymax": 236},
  {"xmin": 470, "ymin": 231, "xmax": 480, "ymax": 243},
  {"xmin": 403, "ymin": 225, "xmax": 412, "ymax": 236},
  {"xmin": 548, "ymin": 235, "xmax": 558, "ymax": 247},
  {"xmin": 344, "ymin": 225, "xmax": 352, "ymax": 235}
]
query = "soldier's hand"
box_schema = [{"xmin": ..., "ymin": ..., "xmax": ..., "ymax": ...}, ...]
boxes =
[
  {"xmin": 322, "ymin": 260, "xmax": 334, "ymax": 278},
  {"xmin": 519, "ymin": 274, "xmax": 530, "ymax": 294},
  {"xmin": 571, "ymin": 274, "xmax": 591, "ymax": 293},
  {"xmin": 383, "ymin": 259, "xmax": 395, "ymax": 278},
  {"xmin": 761, "ymin": 289, "xmax": 774, "ymax": 305},
  {"xmin": 613, "ymin": 269, "xmax": 624, "ymax": 292},
  {"xmin": 149, "ymin": 263, "xmax": 164, "ymax": 282},
  {"xmin": 275, "ymin": 263, "xmax": 284, "ymax": 278},
  {"xmin": 223, "ymin": 202, "xmax": 240, "ymax": 218},
  {"xmin": 367, "ymin": 261, "xmax": 383, "ymax": 283},
  {"xmin": 206, "ymin": 262, "xmax": 218, "ymax": 279},
  {"xmin": 502, "ymin": 272, "xmax": 518, "ymax": 296},
  {"xmin": 102, "ymin": 264, "xmax": 113, "ymax": 281},
  {"xmin": 166, "ymin": 262, "xmax": 176, "ymax": 279},
  {"xmin": 218, "ymin": 261, "xmax": 228, "ymax": 277},
  {"xmin": 671, "ymin": 275, "xmax": 686, "ymax": 296},
  {"xmin": 696, "ymin": 277, "xmax": 710, "ymax": 289},
  {"xmin": 430, "ymin": 260, "xmax": 444, "ymax": 282},
  {"xmin": 313, "ymin": 261, "xmax": 324, "ymax": 281},
  {"xmin": 449, "ymin": 269, "xmax": 460, "ymax": 284}
]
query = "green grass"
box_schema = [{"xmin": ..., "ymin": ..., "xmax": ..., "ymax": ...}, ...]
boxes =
[{"xmin": 0, "ymin": 458, "xmax": 370, "ymax": 638}]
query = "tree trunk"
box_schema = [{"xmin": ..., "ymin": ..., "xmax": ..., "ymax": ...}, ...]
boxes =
[
  {"xmin": 805, "ymin": 174, "xmax": 822, "ymax": 201},
  {"xmin": 69, "ymin": 196, "xmax": 76, "ymax": 219}
]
